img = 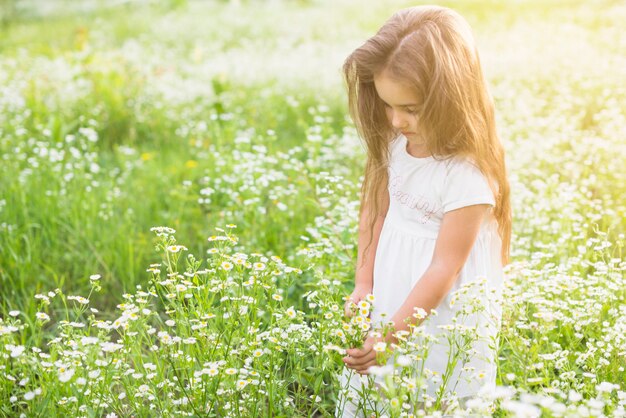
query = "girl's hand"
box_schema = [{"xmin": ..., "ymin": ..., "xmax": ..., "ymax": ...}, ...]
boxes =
[
  {"xmin": 344, "ymin": 285, "xmax": 372, "ymax": 318},
  {"xmin": 342, "ymin": 334, "xmax": 385, "ymax": 375}
]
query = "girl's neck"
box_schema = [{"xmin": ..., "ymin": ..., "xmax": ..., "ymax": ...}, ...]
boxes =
[{"xmin": 405, "ymin": 136, "xmax": 431, "ymax": 158}]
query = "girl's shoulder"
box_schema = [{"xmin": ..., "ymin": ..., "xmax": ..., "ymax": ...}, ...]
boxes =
[
  {"xmin": 439, "ymin": 154, "xmax": 492, "ymax": 190},
  {"xmin": 439, "ymin": 154, "xmax": 495, "ymax": 211},
  {"xmin": 441, "ymin": 154, "xmax": 482, "ymax": 175}
]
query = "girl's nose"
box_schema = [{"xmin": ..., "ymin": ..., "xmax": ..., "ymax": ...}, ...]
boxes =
[{"xmin": 390, "ymin": 110, "xmax": 408, "ymax": 129}]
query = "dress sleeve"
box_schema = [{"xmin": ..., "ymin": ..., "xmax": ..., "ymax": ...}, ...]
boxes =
[{"xmin": 442, "ymin": 159, "xmax": 495, "ymax": 213}]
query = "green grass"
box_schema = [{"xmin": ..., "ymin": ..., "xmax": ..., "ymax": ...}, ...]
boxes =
[{"xmin": 0, "ymin": 0, "xmax": 625, "ymax": 416}]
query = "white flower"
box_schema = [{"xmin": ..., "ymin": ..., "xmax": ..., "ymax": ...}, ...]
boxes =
[
  {"xmin": 502, "ymin": 400, "xmax": 541, "ymax": 417},
  {"xmin": 396, "ymin": 355, "xmax": 411, "ymax": 367},
  {"xmin": 58, "ymin": 368, "xmax": 75, "ymax": 383},
  {"xmin": 88, "ymin": 370, "xmax": 101, "ymax": 379},
  {"xmin": 358, "ymin": 301, "xmax": 370, "ymax": 310},
  {"xmin": 367, "ymin": 364, "xmax": 393, "ymax": 377},
  {"xmin": 24, "ymin": 391, "xmax": 35, "ymax": 401},
  {"xmin": 165, "ymin": 319, "xmax": 176, "ymax": 327},
  {"xmin": 34, "ymin": 294, "xmax": 50, "ymax": 303},
  {"xmin": 36, "ymin": 312, "xmax": 50, "ymax": 321},
  {"xmin": 67, "ymin": 295, "xmax": 89, "ymax": 305},
  {"xmin": 596, "ymin": 382, "xmax": 619, "ymax": 393},
  {"xmin": 413, "ymin": 307, "xmax": 428, "ymax": 319},
  {"xmin": 323, "ymin": 344, "xmax": 346, "ymax": 355},
  {"xmin": 588, "ymin": 398, "xmax": 605, "ymax": 410},
  {"xmin": 373, "ymin": 342, "xmax": 387, "ymax": 352},
  {"xmin": 487, "ymin": 385, "xmax": 516, "ymax": 399},
  {"xmin": 569, "ymin": 390, "xmax": 583, "ymax": 402},
  {"xmin": 150, "ymin": 226, "xmax": 176, "ymax": 235},
  {"xmin": 286, "ymin": 307, "xmax": 296, "ymax": 319},
  {"xmin": 10, "ymin": 345, "xmax": 25, "ymax": 358},
  {"xmin": 81, "ymin": 336, "xmax": 99, "ymax": 345},
  {"xmin": 90, "ymin": 274, "xmax": 101, "ymax": 281},
  {"xmin": 158, "ymin": 331, "xmax": 173, "ymax": 345},
  {"xmin": 100, "ymin": 342, "xmax": 124, "ymax": 353},
  {"xmin": 166, "ymin": 245, "xmax": 187, "ymax": 253},
  {"xmin": 9, "ymin": 310, "xmax": 20, "ymax": 317}
]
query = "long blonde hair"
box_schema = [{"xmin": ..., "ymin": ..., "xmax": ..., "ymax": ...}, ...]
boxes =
[{"xmin": 343, "ymin": 5, "xmax": 511, "ymax": 264}]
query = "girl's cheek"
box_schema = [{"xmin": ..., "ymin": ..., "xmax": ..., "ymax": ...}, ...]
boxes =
[{"xmin": 385, "ymin": 108, "xmax": 393, "ymax": 122}]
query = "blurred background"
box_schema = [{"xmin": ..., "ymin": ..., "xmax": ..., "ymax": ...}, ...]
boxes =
[{"xmin": 1, "ymin": 0, "xmax": 625, "ymax": 318}]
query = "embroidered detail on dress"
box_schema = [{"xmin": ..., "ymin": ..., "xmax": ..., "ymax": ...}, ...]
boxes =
[{"xmin": 389, "ymin": 173, "xmax": 440, "ymax": 224}]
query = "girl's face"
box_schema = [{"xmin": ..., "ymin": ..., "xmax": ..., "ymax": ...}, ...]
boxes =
[{"xmin": 373, "ymin": 71, "xmax": 422, "ymax": 141}]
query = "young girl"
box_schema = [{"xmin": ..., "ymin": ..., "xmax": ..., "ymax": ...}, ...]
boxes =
[{"xmin": 336, "ymin": 5, "xmax": 511, "ymax": 416}]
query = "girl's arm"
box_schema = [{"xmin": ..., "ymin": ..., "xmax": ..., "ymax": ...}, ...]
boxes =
[
  {"xmin": 344, "ymin": 188, "xmax": 390, "ymax": 316},
  {"xmin": 343, "ymin": 203, "xmax": 491, "ymax": 374},
  {"xmin": 386, "ymin": 203, "xmax": 491, "ymax": 341}
]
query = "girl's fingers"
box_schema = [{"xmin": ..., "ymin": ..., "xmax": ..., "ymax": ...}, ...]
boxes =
[
  {"xmin": 344, "ymin": 352, "xmax": 374, "ymax": 366},
  {"xmin": 344, "ymin": 298, "xmax": 355, "ymax": 317},
  {"xmin": 345, "ymin": 302, "xmax": 355, "ymax": 317},
  {"xmin": 352, "ymin": 362, "xmax": 375, "ymax": 374},
  {"xmin": 345, "ymin": 349, "xmax": 362, "ymax": 358}
]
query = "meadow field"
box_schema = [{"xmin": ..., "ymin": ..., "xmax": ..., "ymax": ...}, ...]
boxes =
[{"xmin": 0, "ymin": 0, "xmax": 625, "ymax": 416}]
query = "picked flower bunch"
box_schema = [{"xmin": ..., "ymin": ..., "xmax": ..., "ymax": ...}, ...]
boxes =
[
  {"xmin": 323, "ymin": 293, "xmax": 376, "ymax": 357},
  {"xmin": 325, "ymin": 293, "xmax": 392, "ymax": 361},
  {"xmin": 342, "ymin": 293, "xmax": 376, "ymax": 349}
]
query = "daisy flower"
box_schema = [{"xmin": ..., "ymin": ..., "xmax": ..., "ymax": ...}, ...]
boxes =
[
  {"xmin": 373, "ymin": 342, "xmax": 387, "ymax": 352},
  {"xmin": 166, "ymin": 245, "xmax": 187, "ymax": 253}
]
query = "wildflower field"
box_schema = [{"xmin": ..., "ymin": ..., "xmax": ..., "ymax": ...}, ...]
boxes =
[{"xmin": 0, "ymin": 0, "xmax": 625, "ymax": 416}]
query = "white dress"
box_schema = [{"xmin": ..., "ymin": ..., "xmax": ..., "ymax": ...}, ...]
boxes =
[{"xmin": 336, "ymin": 134, "xmax": 504, "ymax": 417}]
